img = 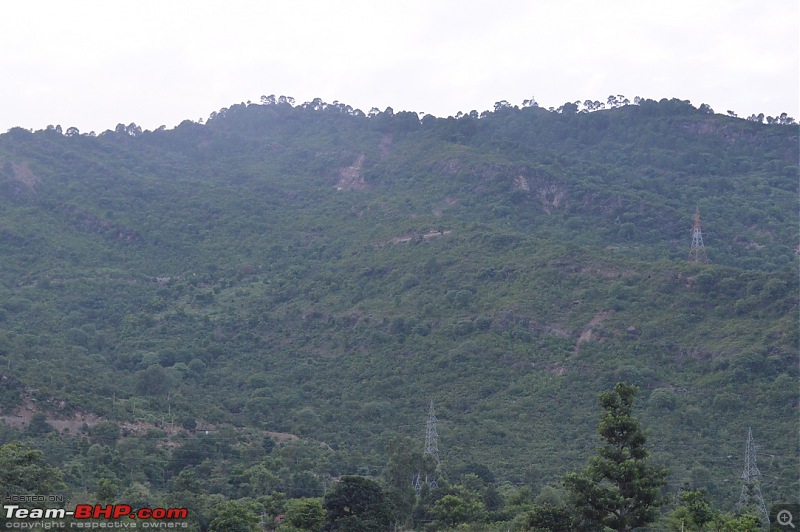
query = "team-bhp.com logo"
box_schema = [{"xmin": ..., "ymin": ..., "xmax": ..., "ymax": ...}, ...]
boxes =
[{"xmin": 4, "ymin": 504, "xmax": 188, "ymax": 528}]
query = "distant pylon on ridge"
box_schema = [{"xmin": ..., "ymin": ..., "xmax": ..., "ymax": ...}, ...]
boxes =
[
  {"xmin": 737, "ymin": 427, "xmax": 769, "ymax": 525},
  {"xmin": 688, "ymin": 207, "xmax": 709, "ymax": 263}
]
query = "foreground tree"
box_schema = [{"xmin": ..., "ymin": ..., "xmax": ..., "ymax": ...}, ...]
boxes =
[
  {"xmin": 323, "ymin": 476, "xmax": 393, "ymax": 531},
  {"xmin": 284, "ymin": 498, "xmax": 325, "ymax": 531},
  {"xmin": 382, "ymin": 436, "xmax": 428, "ymax": 525},
  {"xmin": 517, "ymin": 502, "xmax": 572, "ymax": 531},
  {"xmin": 661, "ymin": 488, "xmax": 763, "ymax": 531},
  {"xmin": 564, "ymin": 382, "xmax": 668, "ymax": 531},
  {"xmin": 208, "ymin": 500, "xmax": 259, "ymax": 532},
  {"xmin": 0, "ymin": 442, "xmax": 66, "ymax": 528},
  {"xmin": 0, "ymin": 441, "xmax": 65, "ymax": 495},
  {"xmin": 672, "ymin": 489, "xmax": 715, "ymax": 530},
  {"xmin": 429, "ymin": 493, "xmax": 486, "ymax": 529}
]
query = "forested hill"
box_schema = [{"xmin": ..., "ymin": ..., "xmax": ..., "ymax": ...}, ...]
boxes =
[{"xmin": 0, "ymin": 97, "xmax": 797, "ymax": 528}]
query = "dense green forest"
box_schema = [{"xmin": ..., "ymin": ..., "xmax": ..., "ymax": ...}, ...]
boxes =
[{"xmin": 0, "ymin": 96, "xmax": 797, "ymax": 530}]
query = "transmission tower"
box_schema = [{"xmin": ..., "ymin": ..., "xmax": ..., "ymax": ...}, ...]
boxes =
[
  {"xmin": 425, "ymin": 400, "xmax": 440, "ymax": 469},
  {"xmin": 688, "ymin": 207, "xmax": 708, "ymax": 263},
  {"xmin": 737, "ymin": 427, "xmax": 769, "ymax": 525},
  {"xmin": 412, "ymin": 473, "xmax": 423, "ymax": 494},
  {"xmin": 414, "ymin": 401, "xmax": 440, "ymax": 494}
]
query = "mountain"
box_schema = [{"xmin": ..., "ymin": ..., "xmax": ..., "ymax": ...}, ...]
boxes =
[{"xmin": 0, "ymin": 97, "xmax": 796, "ymax": 526}]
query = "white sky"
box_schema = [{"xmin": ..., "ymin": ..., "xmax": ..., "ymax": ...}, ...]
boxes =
[{"xmin": 1, "ymin": 0, "xmax": 797, "ymax": 133}]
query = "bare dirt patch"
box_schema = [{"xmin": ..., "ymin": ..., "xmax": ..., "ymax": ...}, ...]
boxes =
[
  {"xmin": 0, "ymin": 399, "xmax": 102, "ymax": 434},
  {"xmin": 386, "ymin": 229, "xmax": 452, "ymax": 245},
  {"xmin": 538, "ymin": 184, "xmax": 565, "ymax": 214},
  {"xmin": 513, "ymin": 175, "xmax": 530, "ymax": 192},
  {"xmin": 336, "ymin": 153, "xmax": 367, "ymax": 191},
  {"xmin": 7, "ymin": 161, "xmax": 40, "ymax": 188},
  {"xmin": 0, "ymin": 399, "xmax": 303, "ymax": 446},
  {"xmin": 265, "ymin": 430, "xmax": 299, "ymax": 443},
  {"xmin": 574, "ymin": 310, "xmax": 613, "ymax": 354},
  {"xmin": 379, "ymin": 134, "xmax": 392, "ymax": 158}
]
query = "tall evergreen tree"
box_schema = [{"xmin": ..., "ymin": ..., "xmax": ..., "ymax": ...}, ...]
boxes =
[{"xmin": 564, "ymin": 382, "xmax": 668, "ymax": 531}]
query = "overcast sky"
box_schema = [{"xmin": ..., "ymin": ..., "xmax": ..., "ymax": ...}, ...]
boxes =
[{"xmin": 1, "ymin": 0, "xmax": 797, "ymax": 133}]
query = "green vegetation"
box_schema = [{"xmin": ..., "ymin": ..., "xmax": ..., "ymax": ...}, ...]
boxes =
[{"xmin": 0, "ymin": 96, "xmax": 796, "ymax": 530}]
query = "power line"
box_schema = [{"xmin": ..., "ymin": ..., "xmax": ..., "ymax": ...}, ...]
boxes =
[{"xmin": 414, "ymin": 400, "xmax": 440, "ymax": 493}]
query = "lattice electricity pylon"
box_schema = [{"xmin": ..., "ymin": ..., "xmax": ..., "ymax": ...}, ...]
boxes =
[
  {"xmin": 413, "ymin": 473, "xmax": 423, "ymax": 494},
  {"xmin": 688, "ymin": 207, "xmax": 709, "ymax": 263},
  {"xmin": 425, "ymin": 400, "xmax": 440, "ymax": 469},
  {"xmin": 737, "ymin": 427, "xmax": 769, "ymax": 525},
  {"xmin": 413, "ymin": 401, "xmax": 441, "ymax": 494}
]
